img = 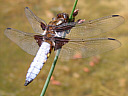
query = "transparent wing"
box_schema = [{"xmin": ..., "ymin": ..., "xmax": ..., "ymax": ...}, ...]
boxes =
[
  {"xmin": 59, "ymin": 38, "xmax": 121, "ymax": 60},
  {"xmin": 66, "ymin": 15, "xmax": 124, "ymax": 39},
  {"xmin": 25, "ymin": 7, "xmax": 47, "ymax": 34},
  {"xmin": 4, "ymin": 28, "xmax": 39, "ymax": 55}
]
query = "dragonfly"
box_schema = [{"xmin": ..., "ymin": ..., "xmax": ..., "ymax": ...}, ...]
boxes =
[{"xmin": 4, "ymin": 7, "xmax": 124, "ymax": 86}]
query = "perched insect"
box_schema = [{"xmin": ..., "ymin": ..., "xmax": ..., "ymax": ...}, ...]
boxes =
[{"xmin": 4, "ymin": 7, "xmax": 124, "ymax": 86}]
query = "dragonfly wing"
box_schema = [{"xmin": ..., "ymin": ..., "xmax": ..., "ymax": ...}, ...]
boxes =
[
  {"xmin": 4, "ymin": 28, "xmax": 39, "ymax": 55},
  {"xmin": 25, "ymin": 7, "xmax": 47, "ymax": 34},
  {"xmin": 59, "ymin": 38, "xmax": 121, "ymax": 60},
  {"xmin": 66, "ymin": 15, "xmax": 124, "ymax": 39}
]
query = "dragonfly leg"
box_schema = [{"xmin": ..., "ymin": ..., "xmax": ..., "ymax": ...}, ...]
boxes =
[
  {"xmin": 73, "ymin": 9, "xmax": 79, "ymax": 17},
  {"xmin": 77, "ymin": 19, "xmax": 85, "ymax": 24}
]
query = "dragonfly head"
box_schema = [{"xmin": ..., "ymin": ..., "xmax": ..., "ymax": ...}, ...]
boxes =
[
  {"xmin": 49, "ymin": 13, "xmax": 69, "ymax": 26},
  {"xmin": 57, "ymin": 13, "xmax": 69, "ymax": 23}
]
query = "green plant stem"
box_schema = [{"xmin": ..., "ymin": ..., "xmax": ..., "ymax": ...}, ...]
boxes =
[
  {"xmin": 40, "ymin": 0, "xmax": 78, "ymax": 96},
  {"xmin": 69, "ymin": 0, "xmax": 78, "ymax": 20},
  {"xmin": 40, "ymin": 49, "xmax": 61, "ymax": 96}
]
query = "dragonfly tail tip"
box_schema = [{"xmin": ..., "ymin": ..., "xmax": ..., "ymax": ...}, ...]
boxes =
[{"xmin": 24, "ymin": 80, "xmax": 33, "ymax": 86}]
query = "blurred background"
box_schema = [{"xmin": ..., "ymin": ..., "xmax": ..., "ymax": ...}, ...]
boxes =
[{"xmin": 0, "ymin": 0, "xmax": 128, "ymax": 96}]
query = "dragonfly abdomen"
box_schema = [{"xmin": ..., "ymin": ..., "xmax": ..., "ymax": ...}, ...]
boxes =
[{"xmin": 24, "ymin": 42, "xmax": 51, "ymax": 86}]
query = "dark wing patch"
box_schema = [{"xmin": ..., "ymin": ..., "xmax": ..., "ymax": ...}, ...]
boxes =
[
  {"xmin": 54, "ymin": 37, "xmax": 70, "ymax": 50},
  {"xmin": 34, "ymin": 35, "xmax": 44, "ymax": 47}
]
